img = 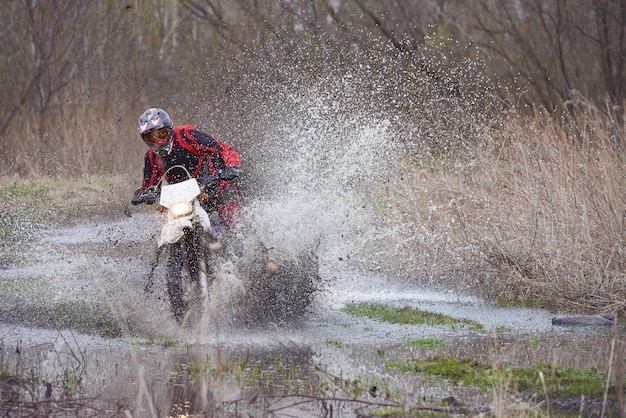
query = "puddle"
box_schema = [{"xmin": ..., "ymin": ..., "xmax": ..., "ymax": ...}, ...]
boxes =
[
  {"xmin": 319, "ymin": 271, "xmax": 558, "ymax": 334},
  {"xmin": 0, "ymin": 217, "xmax": 617, "ymax": 416},
  {"xmin": 42, "ymin": 212, "xmax": 160, "ymax": 245}
]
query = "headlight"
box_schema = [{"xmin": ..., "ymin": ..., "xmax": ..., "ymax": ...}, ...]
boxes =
[{"xmin": 169, "ymin": 201, "xmax": 192, "ymax": 218}]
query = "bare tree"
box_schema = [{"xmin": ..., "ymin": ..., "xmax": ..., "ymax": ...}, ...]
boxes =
[
  {"xmin": 456, "ymin": 0, "xmax": 626, "ymax": 111},
  {"xmin": 0, "ymin": 0, "xmax": 188, "ymax": 174},
  {"xmin": 2, "ymin": 0, "xmax": 624, "ymax": 174},
  {"xmin": 0, "ymin": 0, "xmax": 85, "ymax": 163},
  {"xmin": 594, "ymin": 0, "xmax": 626, "ymax": 105}
]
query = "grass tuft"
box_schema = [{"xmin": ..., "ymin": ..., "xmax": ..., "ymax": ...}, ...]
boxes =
[
  {"xmin": 343, "ymin": 302, "xmax": 484, "ymax": 331},
  {"xmin": 387, "ymin": 356, "xmax": 609, "ymax": 398}
]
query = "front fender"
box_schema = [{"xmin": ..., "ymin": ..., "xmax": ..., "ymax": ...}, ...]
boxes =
[{"xmin": 158, "ymin": 218, "xmax": 193, "ymax": 247}]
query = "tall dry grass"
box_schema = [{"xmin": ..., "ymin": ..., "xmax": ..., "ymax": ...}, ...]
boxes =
[
  {"xmin": 378, "ymin": 106, "xmax": 626, "ymax": 315},
  {"xmin": 2, "ymin": 97, "xmax": 146, "ymax": 177},
  {"xmin": 476, "ymin": 108, "xmax": 626, "ymax": 313}
]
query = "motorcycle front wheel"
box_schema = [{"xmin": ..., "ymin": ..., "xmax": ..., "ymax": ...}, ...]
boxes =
[
  {"xmin": 165, "ymin": 227, "xmax": 213, "ymax": 323},
  {"xmin": 166, "ymin": 242, "xmax": 186, "ymax": 322}
]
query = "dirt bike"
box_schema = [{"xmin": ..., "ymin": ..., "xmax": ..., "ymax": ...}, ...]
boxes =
[{"xmin": 136, "ymin": 166, "xmax": 227, "ymax": 323}]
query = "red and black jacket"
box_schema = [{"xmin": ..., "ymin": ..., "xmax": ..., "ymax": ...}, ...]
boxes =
[{"xmin": 141, "ymin": 125, "xmax": 240, "ymax": 189}]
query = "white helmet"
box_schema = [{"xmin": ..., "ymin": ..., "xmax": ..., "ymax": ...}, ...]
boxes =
[{"xmin": 138, "ymin": 108, "xmax": 173, "ymax": 152}]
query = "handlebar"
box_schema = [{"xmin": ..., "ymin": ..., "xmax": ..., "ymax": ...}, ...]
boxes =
[{"xmin": 131, "ymin": 167, "xmax": 240, "ymax": 206}]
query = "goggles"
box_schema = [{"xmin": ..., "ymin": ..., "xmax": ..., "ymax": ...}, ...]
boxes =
[{"xmin": 142, "ymin": 127, "xmax": 170, "ymax": 147}]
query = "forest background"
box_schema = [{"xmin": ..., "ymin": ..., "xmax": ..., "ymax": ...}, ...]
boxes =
[
  {"xmin": 2, "ymin": 0, "xmax": 625, "ymax": 174},
  {"xmin": 1, "ymin": 0, "xmax": 626, "ymax": 314}
]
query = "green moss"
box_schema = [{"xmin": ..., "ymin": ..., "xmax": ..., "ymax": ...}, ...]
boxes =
[
  {"xmin": 0, "ymin": 180, "xmax": 55, "ymax": 250},
  {"xmin": 407, "ymin": 338, "xmax": 445, "ymax": 347},
  {"xmin": 387, "ymin": 357, "xmax": 490, "ymax": 386},
  {"xmin": 387, "ymin": 356, "xmax": 608, "ymax": 398},
  {"xmin": 494, "ymin": 325, "xmax": 513, "ymax": 333},
  {"xmin": 325, "ymin": 339, "xmax": 346, "ymax": 347},
  {"xmin": 511, "ymin": 365, "xmax": 606, "ymax": 397},
  {"xmin": 412, "ymin": 154, "xmax": 456, "ymax": 173},
  {"xmin": 48, "ymin": 302, "xmax": 123, "ymax": 338},
  {"xmin": 343, "ymin": 302, "xmax": 483, "ymax": 331},
  {"xmin": 0, "ymin": 276, "xmax": 52, "ymax": 298},
  {"xmin": 184, "ymin": 358, "xmax": 211, "ymax": 380},
  {"xmin": 132, "ymin": 337, "xmax": 186, "ymax": 348},
  {"xmin": 0, "ymin": 300, "xmax": 122, "ymax": 338},
  {"xmin": 0, "ymin": 252, "xmax": 28, "ymax": 268},
  {"xmin": 0, "ymin": 180, "xmax": 49, "ymax": 199}
]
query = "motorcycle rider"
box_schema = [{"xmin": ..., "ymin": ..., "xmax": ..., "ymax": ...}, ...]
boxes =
[{"xmin": 130, "ymin": 108, "xmax": 241, "ymax": 230}]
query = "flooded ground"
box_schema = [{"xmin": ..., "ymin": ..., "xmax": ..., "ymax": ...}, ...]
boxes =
[{"xmin": 0, "ymin": 212, "xmax": 619, "ymax": 417}]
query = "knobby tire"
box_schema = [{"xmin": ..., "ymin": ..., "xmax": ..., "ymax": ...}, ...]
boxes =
[{"xmin": 166, "ymin": 226, "xmax": 211, "ymax": 323}]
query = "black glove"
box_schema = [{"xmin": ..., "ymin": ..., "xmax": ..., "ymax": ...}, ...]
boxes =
[
  {"xmin": 131, "ymin": 187, "xmax": 158, "ymax": 205},
  {"xmin": 198, "ymin": 166, "xmax": 240, "ymax": 188},
  {"xmin": 216, "ymin": 166, "xmax": 241, "ymax": 181},
  {"xmin": 131, "ymin": 188, "xmax": 145, "ymax": 205}
]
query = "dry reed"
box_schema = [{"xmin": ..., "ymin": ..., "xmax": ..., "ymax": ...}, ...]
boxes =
[{"xmin": 376, "ymin": 107, "xmax": 626, "ymax": 316}]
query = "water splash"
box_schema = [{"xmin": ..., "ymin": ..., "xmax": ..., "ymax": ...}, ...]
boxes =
[
  {"xmin": 206, "ymin": 47, "xmax": 499, "ymax": 323},
  {"xmin": 238, "ymin": 79, "xmax": 399, "ymax": 268},
  {"xmin": 211, "ymin": 75, "xmax": 405, "ymax": 324}
]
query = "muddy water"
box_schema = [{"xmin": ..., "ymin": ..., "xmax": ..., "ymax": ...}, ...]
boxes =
[{"xmin": 0, "ymin": 214, "xmax": 616, "ymax": 417}]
